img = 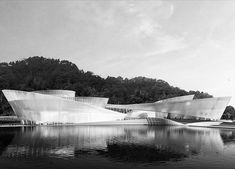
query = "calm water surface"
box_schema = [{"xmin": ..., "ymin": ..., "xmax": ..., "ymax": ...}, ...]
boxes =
[{"xmin": 0, "ymin": 126, "xmax": 235, "ymax": 169}]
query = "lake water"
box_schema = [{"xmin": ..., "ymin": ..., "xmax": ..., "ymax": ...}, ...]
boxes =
[{"xmin": 0, "ymin": 126, "xmax": 235, "ymax": 169}]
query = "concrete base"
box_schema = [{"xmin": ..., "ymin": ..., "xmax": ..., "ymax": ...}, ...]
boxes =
[{"xmin": 186, "ymin": 121, "xmax": 223, "ymax": 127}]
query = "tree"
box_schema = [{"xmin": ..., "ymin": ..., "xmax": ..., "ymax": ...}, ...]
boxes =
[{"xmin": 222, "ymin": 106, "xmax": 235, "ymax": 120}]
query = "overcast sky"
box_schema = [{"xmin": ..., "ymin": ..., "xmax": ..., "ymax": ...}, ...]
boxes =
[{"xmin": 0, "ymin": 0, "xmax": 235, "ymax": 106}]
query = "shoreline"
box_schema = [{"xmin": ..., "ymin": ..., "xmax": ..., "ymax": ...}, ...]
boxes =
[{"xmin": 1, "ymin": 123, "xmax": 235, "ymax": 129}]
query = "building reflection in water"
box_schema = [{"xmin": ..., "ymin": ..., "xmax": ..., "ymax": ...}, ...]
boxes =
[{"xmin": 0, "ymin": 126, "xmax": 235, "ymax": 163}]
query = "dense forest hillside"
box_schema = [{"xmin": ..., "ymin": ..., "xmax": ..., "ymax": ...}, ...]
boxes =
[{"xmin": 0, "ymin": 56, "xmax": 233, "ymax": 118}]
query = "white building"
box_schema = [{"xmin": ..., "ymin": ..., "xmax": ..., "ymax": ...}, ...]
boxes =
[{"xmin": 2, "ymin": 89, "xmax": 231, "ymax": 126}]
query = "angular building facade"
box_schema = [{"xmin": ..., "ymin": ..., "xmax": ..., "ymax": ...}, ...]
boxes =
[
  {"xmin": 2, "ymin": 90, "xmax": 125, "ymax": 124},
  {"xmin": 2, "ymin": 89, "xmax": 231, "ymax": 126},
  {"xmin": 106, "ymin": 96, "xmax": 231, "ymax": 120}
]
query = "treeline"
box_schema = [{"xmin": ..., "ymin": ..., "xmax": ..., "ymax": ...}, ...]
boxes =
[{"xmin": 0, "ymin": 56, "xmax": 230, "ymax": 117}]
